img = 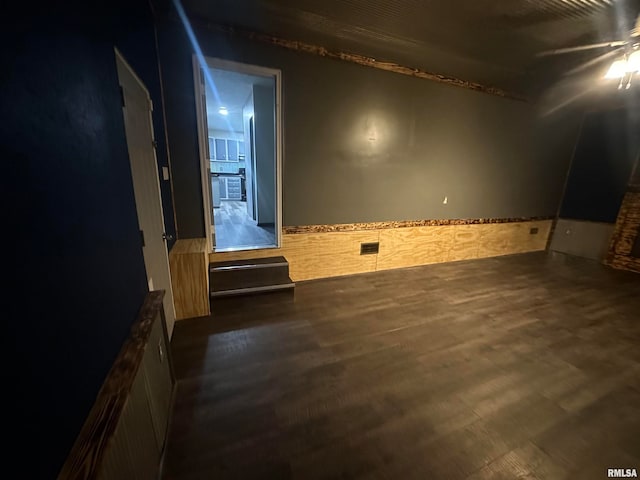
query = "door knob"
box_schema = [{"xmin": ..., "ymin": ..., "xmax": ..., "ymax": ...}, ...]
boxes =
[{"xmin": 162, "ymin": 232, "xmax": 174, "ymax": 241}]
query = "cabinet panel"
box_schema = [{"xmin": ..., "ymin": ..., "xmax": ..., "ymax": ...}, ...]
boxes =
[
  {"xmin": 128, "ymin": 369, "xmax": 161, "ymax": 479},
  {"xmin": 238, "ymin": 141, "xmax": 245, "ymax": 159},
  {"xmin": 207, "ymin": 137, "xmax": 215, "ymax": 160},
  {"xmin": 227, "ymin": 140, "xmax": 238, "ymax": 161},
  {"xmin": 142, "ymin": 315, "xmax": 173, "ymax": 452},
  {"xmin": 219, "ymin": 177, "xmax": 228, "ymax": 199},
  {"xmin": 226, "ymin": 177, "xmax": 241, "ymax": 199},
  {"xmin": 214, "ymin": 138, "xmax": 226, "ymax": 160},
  {"xmin": 98, "ymin": 419, "xmax": 136, "ymax": 480},
  {"xmin": 98, "ymin": 368, "xmax": 159, "ymax": 480}
]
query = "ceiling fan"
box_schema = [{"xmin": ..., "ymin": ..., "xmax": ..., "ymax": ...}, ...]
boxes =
[{"xmin": 537, "ymin": 13, "xmax": 640, "ymax": 89}]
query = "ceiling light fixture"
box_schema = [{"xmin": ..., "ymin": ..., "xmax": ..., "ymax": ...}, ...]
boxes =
[
  {"xmin": 605, "ymin": 59, "xmax": 628, "ymax": 79},
  {"xmin": 604, "ymin": 48, "xmax": 640, "ymax": 89},
  {"xmin": 218, "ymin": 106, "xmax": 228, "ymax": 116}
]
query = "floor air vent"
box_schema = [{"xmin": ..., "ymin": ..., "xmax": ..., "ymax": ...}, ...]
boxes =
[{"xmin": 360, "ymin": 242, "xmax": 379, "ymax": 255}]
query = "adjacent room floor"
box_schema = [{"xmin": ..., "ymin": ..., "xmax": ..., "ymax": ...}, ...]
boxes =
[
  {"xmin": 213, "ymin": 200, "xmax": 276, "ymax": 250},
  {"xmin": 163, "ymin": 252, "xmax": 640, "ymax": 480}
]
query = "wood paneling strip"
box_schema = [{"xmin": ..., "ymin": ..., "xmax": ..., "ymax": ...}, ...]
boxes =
[
  {"xmin": 169, "ymin": 239, "xmax": 210, "ymax": 320},
  {"xmin": 282, "ymin": 216, "xmax": 554, "ymax": 234},
  {"xmin": 204, "ymin": 220, "xmax": 553, "ymax": 287}
]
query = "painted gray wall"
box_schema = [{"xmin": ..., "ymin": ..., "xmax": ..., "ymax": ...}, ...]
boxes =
[
  {"xmin": 253, "ymin": 84, "xmax": 276, "ymax": 225},
  {"xmin": 158, "ymin": 19, "xmax": 580, "ymax": 236},
  {"xmin": 550, "ymin": 219, "xmax": 614, "ymax": 261}
]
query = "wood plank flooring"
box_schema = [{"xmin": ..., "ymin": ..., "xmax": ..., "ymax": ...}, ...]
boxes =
[
  {"xmin": 163, "ymin": 252, "xmax": 640, "ymax": 480},
  {"xmin": 213, "ymin": 200, "xmax": 276, "ymax": 250}
]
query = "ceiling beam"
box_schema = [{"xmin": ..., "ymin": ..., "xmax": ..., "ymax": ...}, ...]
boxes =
[{"xmin": 202, "ymin": 22, "xmax": 528, "ymax": 102}]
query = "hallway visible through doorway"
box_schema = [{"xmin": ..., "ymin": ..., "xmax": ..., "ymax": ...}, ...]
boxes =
[
  {"xmin": 194, "ymin": 57, "xmax": 282, "ymax": 253},
  {"xmin": 213, "ymin": 200, "xmax": 275, "ymax": 250}
]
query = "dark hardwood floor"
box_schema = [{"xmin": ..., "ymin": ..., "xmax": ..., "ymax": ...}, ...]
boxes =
[{"xmin": 163, "ymin": 252, "xmax": 640, "ymax": 480}]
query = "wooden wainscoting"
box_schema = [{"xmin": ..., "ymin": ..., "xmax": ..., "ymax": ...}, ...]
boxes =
[
  {"xmin": 377, "ymin": 226, "xmax": 453, "ymax": 270},
  {"xmin": 284, "ymin": 231, "xmax": 380, "ymax": 280},
  {"xmin": 169, "ymin": 239, "xmax": 210, "ymax": 320},
  {"xmin": 206, "ymin": 230, "xmax": 380, "ymax": 281},
  {"xmin": 448, "ymin": 224, "xmax": 482, "ymax": 262},
  {"xmin": 479, "ymin": 220, "xmax": 553, "ymax": 258},
  {"xmin": 206, "ymin": 220, "xmax": 553, "ymax": 284},
  {"xmin": 58, "ymin": 291, "xmax": 175, "ymax": 480}
]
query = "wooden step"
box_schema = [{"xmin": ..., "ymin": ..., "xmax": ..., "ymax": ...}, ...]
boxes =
[
  {"xmin": 210, "ymin": 255, "xmax": 289, "ymax": 272},
  {"xmin": 209, "ymin": 256, "xmax": 295, "ymax": 298}
]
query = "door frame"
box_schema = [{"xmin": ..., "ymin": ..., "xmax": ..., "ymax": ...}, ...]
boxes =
[{"xmin": 192, "ymin": 55, "xmax": 283, "ymax": 253}]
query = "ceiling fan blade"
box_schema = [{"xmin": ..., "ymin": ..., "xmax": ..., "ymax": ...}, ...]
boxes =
[
  {"xmin": 537, "ymin": 40, "xmax": 628, "ymax": 57},
  {"xmin": 563, "ymin": 47, "xmax": 625, "ymax": 76}
]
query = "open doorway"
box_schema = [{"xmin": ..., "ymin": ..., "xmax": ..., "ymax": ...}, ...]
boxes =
[{"xmin": 194, "ymin": 57, "xmax": 281, "ymax": 252}]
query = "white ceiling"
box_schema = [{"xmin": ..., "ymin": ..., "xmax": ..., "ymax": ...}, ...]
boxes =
[{"xmin": 205, "ymin": 68, "xmax": 273, "ymax": 133}]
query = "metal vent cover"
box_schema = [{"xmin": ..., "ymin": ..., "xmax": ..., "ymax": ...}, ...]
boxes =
[{"xmin": 360, "ymin": 242, "xmax": 380, "ymax": 255}]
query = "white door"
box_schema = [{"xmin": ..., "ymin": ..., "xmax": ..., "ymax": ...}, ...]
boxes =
[{"xmin": 115, "ymin": 50, "xmax": 177, "ymax": 338}]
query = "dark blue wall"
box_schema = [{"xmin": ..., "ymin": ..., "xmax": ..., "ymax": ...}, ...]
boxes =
[
  {"xmin": 560, "ymin": 108, "xmax": 640, "ymax": 223},
  {"xmin": 1, "ymin": 2, "xmax": 172, "ymax": 478}
]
